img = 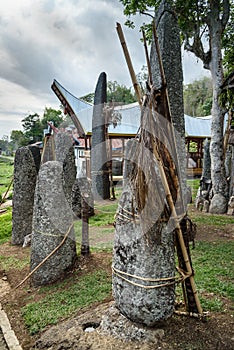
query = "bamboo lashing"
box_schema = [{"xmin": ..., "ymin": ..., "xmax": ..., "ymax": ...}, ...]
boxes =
[{"xmin": 116, "ymin": 22, "xmax": 142, "ymax": 106}]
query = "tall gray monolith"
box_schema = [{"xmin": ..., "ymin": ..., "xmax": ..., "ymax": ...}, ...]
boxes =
[
  {"xmin": 150, "ymin": 0, "xmax": 187, "ymax": 207},
  {"xmin": 12, "ymin": 146, "xmax": 41, "ymax": 245},
  {"xmin": 112, "ymin": 0, "xmax": 187, "ymax": 325},
  {"xmin": 202, "ymin": 138, "xmax": 211, "ymax": 180},
  {"xmin": 55, "ymin": 132, "xmax": 77, "ymax": 206},
  {"xmin": 30, "ymin": 161, "xmax": 77, "ymax": 286},
  {"xmin": 91, "ymin": 72, "xmax": 110, "ymax": 200},
  {"xmin": 71, "ymin": 177, "xmax": 94, "ymax": 218},
  {"xmin": 113, "ymin": 140, "xmax": 175, "ymax": 325}
]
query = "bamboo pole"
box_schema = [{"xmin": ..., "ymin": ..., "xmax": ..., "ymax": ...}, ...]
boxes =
[
  {"xmin": 0, "ymin": 176, "xmax": 13, "ymax": 207},
  {"xmin": 15, "ymin": 223, "xmax": 74, "ymax": 289},
  {"xmin": 116, "ymin": 22, "xmax": 142, "ymax": 106},
  {"xmin": 151, "ymin": 136, "xmax": 202, "ymax": 314},
  {"xmin": 150, "ymin": 22, "xmax": 202, "ymax": 314},
  {"xmin": 152, "ymin": 22, "xmax": 166, "ymax": 87},
  {"xmin": 142, "ymin": 29, "xmax": 152, "ymax": 86}
]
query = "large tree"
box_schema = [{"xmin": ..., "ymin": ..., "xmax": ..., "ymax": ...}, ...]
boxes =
[
  {"xmin": 21, "ymin": 113, "xmax": 42, "ymax": 143},
  {"xmin": 81, "ymin": 80, "xmax": 137, "ymax": 104},
  {"xmin": 120, "ymin": 0, "xmax": 232, "ymax": 213},
  {"xmin": 41, "ymin": 107, "xmax": 64, "ymax": 130},
  {"xmin": 10, "ymin": 130, "xmax": 28, "ymax": 148}
]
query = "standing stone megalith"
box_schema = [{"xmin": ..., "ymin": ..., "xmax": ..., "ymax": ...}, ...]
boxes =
[
  {"xmin": 12, "ymin": 146, "xmax": 41, "ymax": 245},
  {"xmin": 30, "ymin": 161, "xmax": 77, "ymax": 286},
  {"xmin": 71, "ymin": 177, "xmax": 94, "ymax": 218},
  {"xmin": 202, "ymin": 138, "xmax": 211, "ymax": 180},
  {"xmin": 112, "ymin": 0, "xmax": 189, "ymax": 324},
  {"xmin": 113, "ymin": 138, "xmax": 176, "ymax": 325},
  {"xmin": 150, "ymin": 0, "xmax": 187, "ymax": 207},
  {"xmin": 55, "ymin": 131, "xmax": 77, "ymax": 206},
  {"xmin": 91, "ymin": 72, "xmax": 110, "ymax": 200}
]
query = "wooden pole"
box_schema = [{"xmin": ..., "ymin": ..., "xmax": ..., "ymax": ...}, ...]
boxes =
[
  {"xmin": 142, "ymin": 29, "xmax": 152, "ymax": 86},
  {"xmin": 0, "ymin": 176, "xmax": 13, "ymax": 207},
  {"xmin": 116, "ymin": 22, "xmax": 142, "ymax": 106},
  {"xmin": 15, "ymin": 224, "xmax": 73, "ymax": 289},
  {"xmin": 81, "ymin": 194, "xmax": 90, "ymax": 256},
  {"xmin": 149, "ymin": 22, "xmax": 202, "ymax": 313},
  {"xmin": 151, "ymin": 134, "xmax": 202, "ymax": 314},
  {"xmin": 152, "ymin": 22, "xmax": 166, "ymax": 87}
]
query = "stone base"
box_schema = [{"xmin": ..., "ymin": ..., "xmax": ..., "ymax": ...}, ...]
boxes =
[{"xmin": 100, "ymin": 303, "xmax": 165, "ymax": 343}]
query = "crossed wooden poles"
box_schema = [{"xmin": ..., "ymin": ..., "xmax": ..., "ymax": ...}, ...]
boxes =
[{"xmin": 116, "ymin": 22, "xmax": 202, "ymax": 315}]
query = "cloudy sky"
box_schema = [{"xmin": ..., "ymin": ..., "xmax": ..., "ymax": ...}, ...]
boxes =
[{"xmin": 0, "ymin": 0, "xmax": 209, "ymax": 138}]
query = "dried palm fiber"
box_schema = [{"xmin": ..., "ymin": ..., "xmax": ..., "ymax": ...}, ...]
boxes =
[
  {"xmin": 112, "ymin": 87, "xmax": 184, "ymax": 325},
  {"xmin": 113, "ymin": 82, "xmax": 201, "ymax": 324}
]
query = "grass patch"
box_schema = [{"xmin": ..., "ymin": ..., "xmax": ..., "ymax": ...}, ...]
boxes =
[
  {"xmin": 0, "ymin": 156, "xmax": 14, "ymax": 197},
  {"xmin": 190, "ymin": 211, "xmax": 234, "ymax": 226},
  {"xmin": 190, "ymin": 241, "xmax": 234, "ymax": 311},
  {"xmin": 22, "ymin": 270, "xmax": 111, "ymax": 334},
  {"xmin": 187, "ymin": 179, "xmax": 200, "ymax": 201},
  {"xmin": 91, "ymin": 202, "xmax": 118, "ymax": 226},
  {"xmin": 0, "ymin": 209, "xmax": 12, "ymax": 243},
  {"xmin": 0, "ymin": 255, "xmax": 29, "ymax": 271}
]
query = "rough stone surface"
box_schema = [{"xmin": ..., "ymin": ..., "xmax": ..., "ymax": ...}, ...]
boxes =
[
  {"xmin": 202, "ymin": 138, "xmax": 211, "ymax": 180},
  {"xmin": 30, "ymin": 161, "xmax": 77, "ymax": 286},
  {"xmin": 100, "ymin": 303, "xmax": 165, "ymax": 342},
  {"xmin": 150, "ymin": 0, "xmax": 187, "ymax": 207},
  {"xmin": 227, "ymin": 196, "xmax": 234, "ymax": 215},
  {"xmin": 12, "ymin": 146, "xmax": 41, "ymax": 245},
  {"xmin": 209, "ymin": 193, "xmax": 228, "ymax": 214},
  {"xmin": 71, "ymin": 177, "xmax": 94, "ymax": 218},
  {"xmin": 114, "ymin": 139, "xmax": 174, "ymax": 323},
  {"xmin": 35, "ymin": 302, "xmax": 168, "ymax": 350},
  {"xmin": 55, "ymin": 132, "xmax": 77, "ymax": 206},
  {"xmin": 91, "ymin": 72, "xmax": 110, "ymax": 200},
  {"xmin": 123, "ymin": 139, "xmax": 138, "ymax": 188},
  {"xmin": 112, "ymin": 182, "xmax": 175, "ymax": 326}
]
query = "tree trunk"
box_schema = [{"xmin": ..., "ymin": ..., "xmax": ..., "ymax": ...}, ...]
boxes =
[{"xmin": 209, "ymin": 3, "xmax": 228, "ymax": 213}]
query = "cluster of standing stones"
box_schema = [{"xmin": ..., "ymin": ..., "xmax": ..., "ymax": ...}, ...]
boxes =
[
  {"xmin": 12, "ymin": 132, "xmax": 94, "ymax": 286},
  {"xmin": 11, "ymin": 0, "xmax": 189, "ymax": 328}
]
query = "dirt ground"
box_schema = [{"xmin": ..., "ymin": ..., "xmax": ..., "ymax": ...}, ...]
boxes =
[{"xmin": 0, "ymin": 210, "xmax": 233, "ymax": 350}]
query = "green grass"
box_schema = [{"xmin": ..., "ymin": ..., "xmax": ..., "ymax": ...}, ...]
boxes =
[
  {"xmin": 190, "ymin": 211, "xmax": 234, "ymax": 226},
  {"xmin": 91, "ymin": 202, "xmax": 118, "ymax": 226},
  {"xmin": 22, "ymin": 270, "xmax": 112, "ymax": 334},
  {"xmin": 189, "ymin": 240, "xmax": 234, "ymax": 311},
  {"xmin": 187, "ymin": 179, "xmax": 200, "ymax": 201},
  {"xmin": 74, "ymin": 201, "xmax": 117, "ymax": 251},
  {"xmin": 0, "ymin": 255, "xmax": 29, "ymax": 271},
  {"xmin": 0, "ymin": 208, "xmax": 12, "ymax": 243},
  {"xmin": 0, "ymin": 156, "xmax": 14, "ymax": 197}
]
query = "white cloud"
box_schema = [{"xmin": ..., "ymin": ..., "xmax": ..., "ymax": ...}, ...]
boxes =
[{"xmin": 0, "ymin": 0, "xmax": 208, "ymax": 138}]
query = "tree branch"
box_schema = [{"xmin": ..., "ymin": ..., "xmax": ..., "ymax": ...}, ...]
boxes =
[{"xmin": 221, "ymin": 0, "xmax": 230, "ymax": 32}]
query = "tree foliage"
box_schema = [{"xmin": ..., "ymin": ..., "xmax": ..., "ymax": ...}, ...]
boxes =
[
  {"xmin": 120, "ymin": 0, "xmax": 232, "ymax": 73},
  {"xmin": 9, "ymin": 108, "xmax": 66, "ymax": 148},
  {"xmin": 10, "ymin": 130, "xmax": 28, "ymax": 148},
  {"xmin": 41, "ymin": 107, "xmax": 64, "ymax": 130},
  {"xmin": 119, "ymin": 0, "xmax": 232, "ymax": 210},
  {"xmin": 222, "ymin": 2, "xmax": 234, "ymax": 73},
  {"xmin": 107, "ymin": 81, "xmax": 136, "ymax": 103},
  {"xmin": 81, "ymin": 81, "xmax": 137, "ymax": 104},
  {"xmin": 184, "ymin": 77, "xmax": 213, "ymax": 116},
  {"xmin": 21, "ymin": 113, "xmax": 42, "ymax": 143}
]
